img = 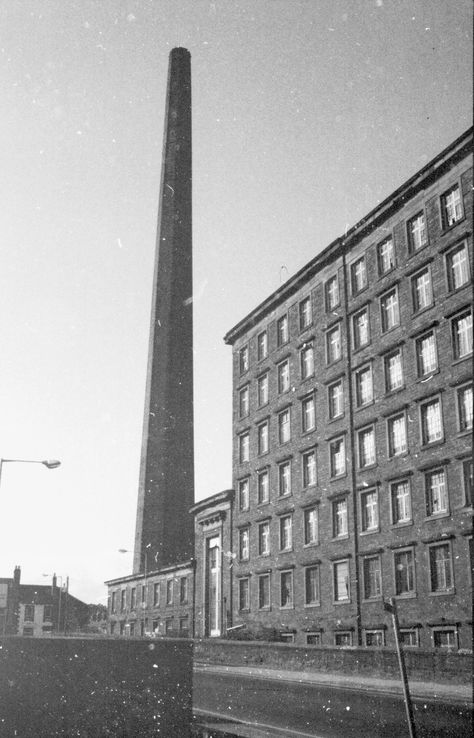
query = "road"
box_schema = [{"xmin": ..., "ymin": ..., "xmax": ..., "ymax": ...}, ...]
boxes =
[{"xmin": 193, "ymin": 668, "xmax": 472, "ymax": 738}]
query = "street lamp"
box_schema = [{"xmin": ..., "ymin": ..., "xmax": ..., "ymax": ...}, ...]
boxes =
[
  {"xmin": 0, "ymin": 458, "xmax": 61, "ymax": 486},
  {"xmin": 118, "ymin": 545, "xmax": 151, "ymax": 635}
]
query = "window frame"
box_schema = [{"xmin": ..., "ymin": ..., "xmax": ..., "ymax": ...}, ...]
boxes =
[
  {"xmin": 325, "ymin": 274, "xmax": 340, "ymax": 311},
  {"xmin": 377, "ymin": 235, "xmax": 395, "ymax": 276},
  {"xmin": 238, "ymin": 577, "xmax": 250, "ymax": 612},
  {"xmin": 415, "ymin": 329, "xmax": 438, "ymax": 378},
  {"xmin": 328, "ymin": 378, "xmax": 344, "ymax": 419},
  {"xmin": 354, "ymin": 363, "xmax": 373, "ymax": 408},
  {"xmin": 277, "ymin": 314, "xmax": 289, "ymax": 347},
  {"xmin": 332, "ymin": 497, "xmax": 348, "ymax": 539},
  {"xmin": 393, "ymin": 547, "xmax": 416, "ymax": 598},
  {"xmin": 451, "ymin": 310, "xmax": 472, "ymax": 360},
  {"xmin": 419, "ymin": 394, "xmax": 444, "ymax": 446},
  {"xmin": 257, "ymin": 467, "xmax": 270, "ymax": 505},
  {"xmin": 258, "ymin": 520, "xmax": 270, "ymax": 557},
  {"xmin": 384, "ymin": 347, "xmax": 404, "ymax": 393},
  {"xmin": 278, "ymin": 407, "xmax": 291, "ymax": 444},
  {"xmin": 333, "ymin": 559, "xmax": 351, "ymax": 603},
  {"xmin": 238, "ymin": 385, "xmax": 250, "ymax": 419},
  {"xmin": 279, "ymin": 569, "xmax": 294, "ymax": 609},
  {"xmin": 299, "ymin": 295, "xmax": 312, "ymax": 331},
  {"xmin": 257, "ymin": 420, "xmax": 270, "ymax": 455},
  {"xmin": 329, "ymin": 436, "xmax": 346, "ymax": 478},
  {"xmin": 351, "ymin": 255, "xmax": 368, "ymax": 295},
  {"xmin": 300, "ymin": 343, "xmax": 314, "ymax": 380},
  {"xmin": 365, "ymin": 629, "xmax": 385, "ymax": 647},
  {"xmin": 362, "ymin": 554, "xmax": 382, "ymax": 600},
  {"xmin": 432, "ymin": 626, "xmax": 458, "ymax": 649},
  {"xmin": 257, "ymin": 371, "xmax": 269, "ymax": 407},
  {"xmin": 445, "ymin": 240, "xmax": 470, "ymax": 292},
  {"xmin": 390, "ymin": 478, "xmax": 412, "ymax": 526},
  {"xmin": 425, "ymin": 467, "xmax": 449, "ymax": 518},
  {"xmin": 303, "ymin": 506, "xmax": 319, "ymax": 546},
  {"xmin": 279, "ymin": 514, "xmax": 293, "ymax": 552},
  {"xmin": 360, "ymin": 488, "xmax": 379, "ymax": 534},
  {"xmin": 277, "ymin": 359, "xmax": 290, "ymax": 394},
  {"xmin": 258, "ymin": 573, "xmax": 271, "ymax": 610},
  {"xmin": 301, "ymin": 394, "xmax": 316, "ymax": 433},
  {"xmin": 357, "ymin": 424, "xmax": 376, "ymax": 469},
  {"xmin": 326, "ymin": 323, "xmax": 342, "ymax": 364},
  {"xmin": 440, "ymin": 182, "xmax": 463, "ymax": 230},
  {"xmin": 302, "ymin": 448, "xmax": 317, "ymax": 488},
  {"xmin": 456, "ymin": 383, "xmax": 473, "ymax": 432},
  {"xmin": 257, "ymin": 330, "xmax": 268, "ymax": 362},
  {"xmin": 238, "ymin": 431, "xmax": 250, "ymax": 463},
  {"xmin": 239, "ymin": 344, "xmax": 249, "ymax": 375},
  {"xmin": 380, "ymin": 286, "xmax": 400, "ymax": 333},
  {"xmin": 411, "ymin": 265, "xmax": 433, "ymax": 314},
  {"xmin": 428, "ymin": 541, "xmax": 454, "ymax": 594},
  {"xmin": 304, "ymin": 565, "xmax": 320, "ymax": 606},
  {"xmin": 407, "ymin": 210, "xmax": 428, "ymax": 254},
  {"xmin": 238, "ymin": 477, "xmax": 250, "ymax": 512},
  {"xmin": 387, "ymin": 411, "xmax": 408, "ymax": 458},
  {"xmin": 238, "ymin": 526, "xmax": 250, "ymax": 562},
  {"xmin": 278, "ymin": 459, "xmax": 291, "ymax": 497},
  {"xmin": 352, "ymin": 306, "xmax": 371, "ymax": 351}
]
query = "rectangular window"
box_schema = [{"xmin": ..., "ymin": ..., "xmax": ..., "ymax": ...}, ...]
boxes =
[
  {"xmin": 407, "ymin": 211, "xmax": 427, "ymax": 252},
  {"xmin": 239, "ymin": 386, "xmax": 249, "ymax": 419},
  {"xmin": 351, "ymin": 256, "xmax": 367, "ymax": 294},
  {"xmin": 452, "ymin": 311, "xmax": 472, "ymax": 359},
  {"xmin": 387, "ymin": 413, "xmax": 407, "ymax": 457},
  {"xmin": 333, "ymin": 498, "xmax": 348, "ymax": 538},
  {"xmin": 412, "ymin": 267, "xmax": 433, "ymax": 312},
  {"xmin": 258, "ymin": 421, "xmax": 269, "ymax": 455},
  {"xmin": 239, "ymin": 432, "xmax": 250, "ymax": 463},
  {"xmin": 302, "ymin": 395, "xmax": 315, "ymax": 432},
  {"xmin": 299, "ymin": 296, "xmax": 312, "ymax": 330},
  {"xmin": 352, "ymin": 307, "xmax": 370, "ymax": 350},
  {"xmin": 166, "ymin": 580, "xmax": 173, "ymax": 605},
  {"xmin": 330, "ymin": 437, "xmax": 346, "ymax": 477},
  {"xmin": 305, "ymin": 566, "xmax": 320, "ymax": 605},
  {"xmin": 463, "ymin": 459, "xmax": 473, "ymax": 506},
  {"xmin": 380, "ymin": 287, "xmax": 400, "ymax": 332},
  {"xmin": 306, "ymin": 632, "xmax": 321, "ymax": 645},
  {"xmin": 326, "ymin": 324, "xmax": 342, "ymax": 364},
  {"xmin": 333, "ymin": 560, "xmax": 350, "ymax": 602},
  {"xmin": 358, "ymin": 426, "xmax": 376, "ymax": 468},
  {"xmin": 257, "ymin": 372, "xmax": 269, "ymax": 406},
  {"xmin": 239, "ymin": 345, "xmax": 249, "ymax": 374},
  {"xmin": 429, "ymin": 543, "xmax": 453, "ymax": 592},
  {"xmin": 326, "ymin": 274, "xmax": 340, "ymax": 310},
  {"xmin": 441, "ymin": 183, "xmax": 463, "ymax": 228},
  {"xmin": 129, "ymin": 622, "xmax": 135, "ymax": 636},
  {"xmin": 361, "ymin": 490, "xmax": 378, "ymax": 532},
  {"xmin": 457, "ymin": 384, "xmax": 473, "ymax": 431},
  {"xmin": 258, "ymin": 521, "xmax": 270, "ymax": 556},
  {"xmin": 257, "ymin": 330, "xmax": 268, "ymax": 361},
  {"xmin": 302, "ymin": 449, "xmax": 317, "ymax": 487},
  {"xmin": 257, "ymin": 468, "xmax": 269, "ymax": 504},
  {"xmin": 110, "ymin": 592, "xmax": 117, "ymax": 614},
  {"xmin": 363, "ymin": 555, "xmax": 382, "ymax": 599},
  {"xmin": 446, "ymin": 242, "xmax": 470, "ymax": 291},
  {"xmin": 391, "ymin": 480, "xmax": 412, "ymax": 524},
  {"xmin": 141, "ymin": 584, "xmax": 146, "ymax": 604},
  {"xmin": 239, "ymin": 478, "xmax": 250, "ymax": 511},
  {"xmin": 394, "ymin": 549, "xmax": 415, "ymax": 596},
  {"xmin": 239, "ymin": 578, "xmax": 250, "ymax": 611},
  {"xmin": 304, "ymin": 506, "xmax": 319, "ymax": 545},
  {"xmin": 164, "ymin": 619, "xmax": 173, "ymax": 635},
  {"xmin": 365, "ymin": 630, "xmax": 385, "ymax": 647},
  {"xmin": 43, "ymin": 605, "xmax": 52, "ymax": 621},
  {"xmin": 278, "ymin": 408, "xmax": 291, "ymax": 444},
  {"xmin": 433, "ymin": 627, "xmax": 458, "ymax": 649},
  {"xmin": 120, "ymin": 590, "xmax": 126, "ymax": 612},
  {"xmin": 24, "ymin": 604, "xmax": 35, "ymax": 621},
  {"xmin": 279, "ymin": 515, "xmax": 293, "ymax": 551},
  {"xmin": 420, "ymin": 397, "xmax": 443, "ymax": 445},
  {"xmin": 300, "ymin": 344, "xmax": 314, "ymax": 379},
  {"xmin": 277, "ymin": 315, "xmax": 289, "ymax": 346},
  {"xmin": 328, "ymin": 379, "xmax": 344, "ymax": 419},
  {"xmin": 258, "ymin": 574, "xmax": 270, "ymax": 609},
  {"xmin": 179, "ymin": 616, "xmax": 189, "ymax": 635},
  {"xmin": 355, "ymin": 364, "xmax": 373, "ymax": 407},
  {"xmin": 153, "ymin": 582, "xmax": 160, "ymax": 606},
  {"xmin": 180, "ymin": 577, "xmax": 188, "ymax": 604},
  {"xmin": 377, "ymin": 237, "xmax": 395, "ymax": 275},
  {"xmin": 239, "ymin": 528, "xmax": 250, "ymax": 561},
  {"xmin": 280, "ymin": 570, "xmax": 293, "ymax": 608},
  {"xmin": 416, "ymin": 331, "xmax": 438, "ymax": 377},
  {"xmin": 277, "ymin": 360, "xmax": 290, "ymax": 393},
  {"xmin": 384, "ymin": 348, "xmax": 404, "ymax": 392},
  {"xmin": 400, "ymin": 629, "xmax": 419, "ymax": 647},
  {"xmin": 425, "ymin": 468, "xmax": 448, "ymax": 516},
  {"xmin": 278, "ymin": 460, "xmax": 291, "ymax": 496},
  {"xmin": 335, "ymin": 631, "xmax": 352, "ymax": 646},
  {"xmin": 131, "ymin": 587, "xmax": 137, "ymax": 609}
]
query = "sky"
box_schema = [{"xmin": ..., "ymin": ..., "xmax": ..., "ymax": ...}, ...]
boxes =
[{"xmin": 0, "ymin": 0, "xmax": 471, "ymax": 603}]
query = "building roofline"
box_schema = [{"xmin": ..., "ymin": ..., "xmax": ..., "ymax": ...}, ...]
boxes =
[
  {"xmin": 189, "ymin": 488, "xmax": 235, "ymax": 515},
  {"xmin": 104, "ymin": 559, "xmax": 194, "ymax": 587},
  {"xmin": 224, "ymin": 126, "xmax": 473, "ymax": 345}
]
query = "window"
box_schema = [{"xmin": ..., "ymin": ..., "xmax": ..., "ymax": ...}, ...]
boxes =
[
  {"xmin": 333, "ymin": 498, "xmax": 348, "ymax": 538},
  {"xmin": 280, "ymin": 632, "xmax": 295, "ymax": 643},
  {"xmin": 277, "ymin": 315, "xmax": 289, "ymax": 346},
  {"xmin": 180, "ymin": 577, "xmax": 188, "ymax": 604},
  {"xmin": 399, "ymin": 629, "xmax": 419, "ymax": 647},
  {"xmin": 411, "ymin": 267, "xmax": 433, "ymax": 312},
  {"xmin": 257, "ymin": 468, "xmax": 269, "ymax": 504},
  {"xmin": 257, "ymin": 330, "xmax": 268, "ymax": 361},
  {"xmin": 277, "ymin": 360, "xmax": 290, "ymax": 394},
  {"xmin": 420, "ymin": 397, "xmax": 443, "ymax": 445},
  {"xmin": 257, "ymin": 373, "xmax": 269, "ymax": 407},
  {"xmin": 351, "ymin": 256, "xmax": 367, "ymax": 294},
  {"xmin": 280, "ymin": 570, "xmax": 293, "ymax": 608},
  {"xmin": 384, "ymin": 348, "xmax": 404, "ymax": 392},
  {"xmin": 407, "ymin": 212, "xmax": 427, "ymax": 252},
  {"xmin": 452, "ymin": 310, "xmax": 472, "ymax": 359},
  {"xmin": 365, "ymin": 630, "xmax": 385, "ymax": 647},
  {"xmin": 352, "ymin": 307, "xmax": 370, "ymax": 349},
  {"xmin": 433, "ymin": 627, "xmax": 458, "ymax": 649},
  {"xmin": 416, "ymin": 331, "xmax": 438, "ymax": 377},
  {"xmin": 326, "ymin": 274, "xmax": 339, "ymax": 310},
  {"xmin": 258, "ymin": 574, "xmax": 270, "ymax": 609},
  {"xmin": 239, "ymin": 578, "xmax": 250, "ymax": 611},
  {"xmin": 43, "ymin": 605, "xmax": 52, "ymax": 621},
  {"xmin": 380, "ymin": 288, "xmax": 400, "ymax": 332},
  {"xmin": 239, "ymin": 345, "xmax": 249, "ymax": 374},
  {"xmin": 165, "ymin": 619, "xmax": 173, "ymax": 635},
  {"xmin": 111, "ymin": 592, "xmax": 117, "ymax": 614},
  {"xmin": 302, "ymin": 449, "xmax": 317, "ymax": 488},
  {"xmin": 239, "ymin": 386, "xmax": 249, "ymax": 419},
  {"xmin": 360, "ymin": 490, "xmax": 378, "ymax": 532},
  {"xmin": 22, "ymin": 626, "xmax": 34, "ymax": 636},
  {"xmin": 355, "ymin": 364, "xmax": 373, "ymax": 407},
  {"xmin": 305, "ymin": 566, "xmax": 320, "ymax": 605},
  {"xmin": 300, "ymin": 344, "xmax": 314, "ymax": 379},
  {"xmin": 153, "ymin": 582, "xmax": 160, "ymax": 606},
  {"xmin": 131, "ymin": 588, "xmax": 137, "ymax": 609},
  {"xmin": 257, "ymin": 421, "xmax": 269, "ymax": 455},
  {"xmin": 429, "ymin": 543, "xmax": 453, "ymax": 592},
  {"xmin": 463, "ymin": 459, "xmax": 473, "ymax": 506},
  {"xmin": 391, "ymin": 480, "xmax": 412, "ymax": 524},
  {"xmin": 333, "ymin": 560, "xmax": 350, "ymax": 602},
  {"xmin": 279, "ymin": 515, "xmax": 293, "ymax": 551},
  {"xmin": 238, "ymin": 478, "xmax": 250, "ymax": 511},
  {"xmin": 330, "ymin": 437, "xmax": 346, "ymax": 477},
  {"xmin": 166, "ymin": 580, "xmax": 173, "ymax": 605},
  {"xmin": 239, "ymin": 527, "xmax": 250, "ymax": 561},
  {"xmin": 258, "ymin": 521, "xmax": 270, "ymax": 556},
  {"xmin": 179, "ymin": 616, "xmax": 189, "ymax": 635},
  {"xmin": 306, "ymin": 632, "xmax": 321, "ymax": 645},
  {"xmin": 278, "ymin": 408, "xmax": 291, "ymax": 444},
  {"xmin": 441, "ymin": 184, "xmax": 463, "ymax": 228},
  {"xmin": 239, "ymin": 432, "xmax": 250, "ymax": 463},
  {"xmin": 302, "ymin": 395, "xmax": 315, "ymax": 432},
  {"xmin": 387, "ymin": 413, "xmax": 407, "ymax": 457},
  {"xmin": 328, "ymin": 379, "xmax": 344, "ymax": 419},
  {"xmin": 278, "ymin": 460, "xmax": 291, "ymax": 496},
  {"xmin": 425, "ymin": 468, "xmax": 448, "ymax": 516},
  {"xmin": 394, "ymin": 549, "xmax": 415, "ymax": 596},
  {"xmin": 363, "ymin": 555, "xmax": 382, "ymax": 599},
  {"xmin": 457, "ymin": 384, "xmax": 473, "ymax": 431},
  {"xmin": 358, "ymin": 426, "xmax": 376, "ymax": 468},
  {"xmin": 24, "ymin": 604, "xmax": 35, "ymax": 621},
  {"xmin": 141, "ymin": 584, "xmax": 146, "ymax": 604},
  {"xmin": 120, "ymin": 590, "xmax": 126, "ymax": 612},
  {"xmin": 377, "ymin": 237, "xmax": 395, "ymax": 275},
  {"xmin": 446, "ymin": 242, "xmax": 470, "ymax": 291},
  {"xmin": 299, "ymin": 296, "xmax": 312, "ymax": 330},
  {"xmin": 326, "ymin": 324, "xmax": 342, "ymax": 364},
  {"xmin": 304, "ymin": 506, "xmax": 319, "ymax": 545},
  {"xmin": 335, "ymin": 631, "xmax": 352, "ymax": 646}
]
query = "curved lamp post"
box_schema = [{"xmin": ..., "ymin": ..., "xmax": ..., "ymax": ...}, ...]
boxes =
[{"xmin": 0, "ymin": 458, "xmax": 61, "ymax": 486}]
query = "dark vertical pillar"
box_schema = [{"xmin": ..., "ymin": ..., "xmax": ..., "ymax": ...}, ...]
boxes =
[{"xmin": 133, "ymin": 48, "xmax": 194, "ymax": 574}]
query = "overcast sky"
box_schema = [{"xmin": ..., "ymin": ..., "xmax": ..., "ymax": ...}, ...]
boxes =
[{"xmin": 0, "ymin": 0, "xmax": 471, "ymax": 603}]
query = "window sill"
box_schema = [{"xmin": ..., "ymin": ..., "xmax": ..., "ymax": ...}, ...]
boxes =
[
  {"xmin": 429, "ymin": 589, "xmax": 455, "ymax": 597},
  {"xmin": 394, "ymin": 592, "xmax": 417, "ymax": 600},
  {"xmin": 457, "ymin": 429, "xmax": 473, "ymax": 438},
  {"xmin": 330, "ymin": 473, "xmax": 348, "ymax": 482},
  {"xmin": 303, "ymin": 542, "xmax": 320, "ymax": 549},
  {"xmin": 355, "ymin": 400, "xmax": 375, "ymax": 412},
  {"xmin": 420, "ymin": 439, "xmax": 445, "ymax": 450},
  {"xmin": 333, "ymin": 599, "xmax": 351, "ymax": 606},
  {"xmin": 390, "ymin": 521, "xmax": 413, "ymax": 529},
  {"xmin": 332, "ymin": 534, "xmax": 349, "ymax": 542},
  {"xmin": 412, "ymin": 303, "xmax": 435, "ymax": 319},
  {"xmin": 452, "ymin": 353, "xmax": 473, "ymax": 366},
  {"xmin": 387, "ymin": 451, "xmax": 410, "ymax": 461},
  {"xmin": 327, "ymin": 413, "xmax": 345, "ymax": 424},
  {"xmin": 362, "ymin": 596, "xmax": 383, "ymax": 603},
  {"xmin": 417, "ymin": 369, "xmax": 440, "ymax": 383},
  {"xmin": 360, "ymin": 528, "xmax": 379, "ymax": 536},
  {"xmin": 385, "ymin": 385, "xmax": 406, "ymax": 397},
  {"xmin": 424, "ymin": 512, "xmax": 450, "ymax": 522},
  {"xmin": 352, "ymin": 342, "xmax": 371, "ymax": 356},
  {"xmin": 407, "ymin": 242, "xmax": 429, "ymax": 259},
  {"xmin": 304, "ymin": 602, "xmax": 321, "ymax": 608},
  {"xmin": 441, "ymin": 216, "xmax": 465, "ymax": 234},
  {"xmin": 381, "ymin": 324, "xmax": 401, "ymax": 337}
]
